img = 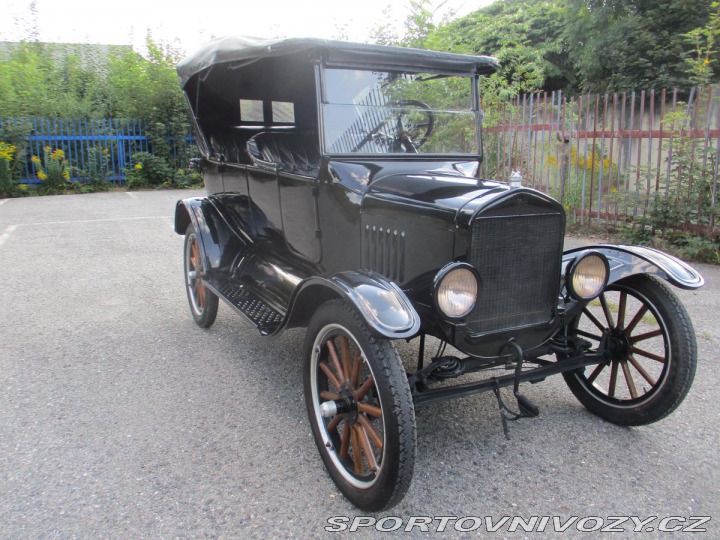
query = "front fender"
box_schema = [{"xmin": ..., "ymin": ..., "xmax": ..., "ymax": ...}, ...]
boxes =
[
  {"xmin": 284, "ymin": 270, "xmax": 421, "ymax": 339},
  {"xmin": 174, "ymin": 197, "xmax": 246, "ymax": 274},
  {"xmin": 563, "ymin": 244, "xmax": 704, "ymax": 290}
]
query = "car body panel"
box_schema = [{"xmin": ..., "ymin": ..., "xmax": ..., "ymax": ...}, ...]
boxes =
[{"xmin": 563, "ymin": 244, "xmax": 705, "ymax": 290}]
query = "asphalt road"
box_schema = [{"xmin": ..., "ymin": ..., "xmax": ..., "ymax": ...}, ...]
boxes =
[{"xmin": 0, "ymin": 190, "xmax": 718, "ymax": 538}]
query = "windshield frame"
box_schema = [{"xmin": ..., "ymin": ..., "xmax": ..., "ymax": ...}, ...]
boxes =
[{"xmin": 315, "ymin": 63, "xmax": 483, "ymax": 160}]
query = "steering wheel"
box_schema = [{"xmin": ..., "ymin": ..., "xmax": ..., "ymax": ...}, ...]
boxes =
[
  {"xmin": 393, "ymin": 99, "xmax": 435, "ymax": 151},
  {"xmin": 350, "ymin": 99, "xmax": 436, "ymax": 153}
]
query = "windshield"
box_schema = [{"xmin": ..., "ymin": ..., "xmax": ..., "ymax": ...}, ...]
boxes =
[{"xmin": 322, "ymin": 68, "xmax": 479, "ymax": 155}]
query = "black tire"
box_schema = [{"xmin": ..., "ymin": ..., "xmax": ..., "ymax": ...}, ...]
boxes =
[
  {"xmin": 563, "ymin": 275, "xmax": 696, "ymax": 426},
  {"xmin": 303, "ymin": 299, "xmax": 416, "ymax": 511},
  {"xmin": 184, "ymin": 224, "xmax": 218, "ymax": 328}
]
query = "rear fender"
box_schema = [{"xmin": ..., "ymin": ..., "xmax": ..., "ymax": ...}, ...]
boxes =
[
  {"xmin": 174, "ymin": 197, "xmax": 246, "ymax": 273},
  {"xmin": 563, "ymin": 244, "xmax": 704, "ymax": 290},
  {"xmin": 284, "ymin": 270, "xmax": 421, "ymax": 339}
]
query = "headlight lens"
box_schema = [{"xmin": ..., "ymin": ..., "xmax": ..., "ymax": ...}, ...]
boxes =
[
  {"xmin": 568, "ymin": 253, "xmax": 609, "ymax": 300},
  {"xmin": 436, "ymin": 266, "xmax": 478, "ymax": 318}
]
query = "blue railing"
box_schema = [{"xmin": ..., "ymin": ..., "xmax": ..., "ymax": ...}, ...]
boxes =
[{"xmin": 1, "ymin": 118, "xmax": 193, "ymax": 183}]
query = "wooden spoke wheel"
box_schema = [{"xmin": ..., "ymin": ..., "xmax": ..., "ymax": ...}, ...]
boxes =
[
  {"xmin": 304, "ymin": 300, "xmax": 415, "ymax": 511},
  {"xmin": 184, "ymin": 224, "xmax": 218, "ymax": 328},
  {"xmin": 564, "ymin": 275, "xmax": 697, "ymax": 426}
]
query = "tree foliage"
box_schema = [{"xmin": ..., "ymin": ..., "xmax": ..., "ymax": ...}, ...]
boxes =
[
  {"xmin": 0, "ymin": 37, "xmax": 187, "ymax": 125},
  {"xmin": 1, "ymin": 0, "xmax": 719, "ymax": 123},
  {"xmin": 373, "ymin": 0, "xmax": 720, "ymax": 97},
  {"xmin": 564, "ymin": 0, "xmax": 716, "ymax": 92},
  {"xmin": 429, "ymin": 0, "xmax": 573, "ymax": 93}
]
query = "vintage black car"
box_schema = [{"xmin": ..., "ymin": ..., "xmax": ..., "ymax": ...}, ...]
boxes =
[{"xmin": 174, "ymin": 37, "xmax": 704, "ymax": 510}]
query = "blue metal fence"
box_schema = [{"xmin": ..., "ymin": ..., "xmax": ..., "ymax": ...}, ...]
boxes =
[{"xmin": 0, "ymin": 118, "xmax": 192, "ymax": 183}]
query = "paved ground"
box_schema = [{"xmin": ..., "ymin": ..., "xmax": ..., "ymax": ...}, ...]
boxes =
[{"xmin": 0, "ymin": 190, "xmax": 718, "ymax": 538}]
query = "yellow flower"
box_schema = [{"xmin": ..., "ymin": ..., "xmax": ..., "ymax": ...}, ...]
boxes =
[
  {"xmin": 134, "ymin": 163, "xmax": 143, "ymax": 170},
  {"xmin": 37, "ymin": 171, "xmax": 48, "ymax": 181},
  {"xmin": 31, "ymin": 155, "xmax": 41, "ymax": 165},
  {"xmin": 704, "ymin": 58, "xmax": 711, "ymax": 66},
  {"xmin": 19, "ymin": 184, "xmax": 28, "ymax": 191},
  {"xmin": 51, "ymin": 149, "xmax": 65, "ymax": 160},
  {"xmin": 63, "ymin": 171, "xmax": 70, "ymax": 180},
  {"xmin": 102, "ymin": 148, "xmax": 109, "ymax": 154},
  {"xmin": 564, "ymin": 204, "xmax": 570, "ymax": 211},
  {"xmin": 611, "ymin": 186, "xmax": 618, "ymax": 193},
  {"xmin": 0, "ymin": 142, "xmax": 16, "ymax": 161},
  {"xmin": 44, "ymin": 146, "xmax": 52, "ymax": 153}
]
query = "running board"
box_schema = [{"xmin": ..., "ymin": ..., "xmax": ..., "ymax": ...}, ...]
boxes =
[{"xmin": 206, "ymin": 279, "xmax": 284, "ymax": 336}]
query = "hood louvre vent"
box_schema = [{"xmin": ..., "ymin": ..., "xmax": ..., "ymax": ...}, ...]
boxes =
[{"xmin": 362, "ymin": 225, "xmax": 406, "ymax": 283}]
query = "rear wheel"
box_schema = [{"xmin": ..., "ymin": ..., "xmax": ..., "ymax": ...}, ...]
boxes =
[
  {"xmin": 304, "ymin": 299, "xmax": 416, "ymax": 511},
  {"xmin": 184, "ymin": 224, "xmax": 218, "ymax": 328},
  {"xmin": 564, "ymin": 275, "xmax": 696, "ymax": 426}
]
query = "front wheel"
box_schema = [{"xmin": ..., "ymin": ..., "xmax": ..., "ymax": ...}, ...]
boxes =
[
  {"xmin": 303, "ymin": 299, "xmax": 416, "ymax": 511},
  {"xmin": 564, "ymin": 275, "xmax": 697, "ymax": 426}
]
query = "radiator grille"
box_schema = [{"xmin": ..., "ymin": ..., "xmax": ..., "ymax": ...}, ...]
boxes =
[
  {"xmin": 362, "ymin": 225, "xmax": 405, "ymax": 282},
  {"xmin": 466, "ymin": 213, "xmax": 563, "ymax": 334}
]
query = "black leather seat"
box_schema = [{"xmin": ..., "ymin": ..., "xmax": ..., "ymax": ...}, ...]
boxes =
[
  {"xmin": 208, "ymin": 129, "xmax": 252, "ymax": 163},
  {"xmin": 246, "ymin": 132, "xmax": 320, "ymax": 177}
]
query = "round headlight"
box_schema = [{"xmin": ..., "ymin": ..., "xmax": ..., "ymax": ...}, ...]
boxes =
[
  {"xmin": 568, "ymin": 252, "xmax": 609, "ymax": 300},
  {"xmin": 435, "ymin": 265, "xmax": 478, "ymax": 319}
]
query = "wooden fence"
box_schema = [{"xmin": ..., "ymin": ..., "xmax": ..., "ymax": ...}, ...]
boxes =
[{"xmin": 481, "ymin": 85, "xmax": 720, "ymax": 234}]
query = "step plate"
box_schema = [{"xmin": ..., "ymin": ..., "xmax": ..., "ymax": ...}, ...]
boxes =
[{"xmin": 214, "ymin": 281, "xmax": 284, "ymax": 335}]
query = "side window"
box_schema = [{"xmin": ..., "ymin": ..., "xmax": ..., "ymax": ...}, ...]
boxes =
[
  {"xmin": 239, "ymin": 99, "xmax": 263, "ymax": 122},
  {"xmin": 272, "ymin": 101, "xmax": 295, "ymax": 124},
  {"xmin": 239, "ymin": 99, "xmax": 295, "ymax": 125}
]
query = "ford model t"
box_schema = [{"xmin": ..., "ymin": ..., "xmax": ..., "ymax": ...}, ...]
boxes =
[{"xmin": 174, "ymin": 37, "xmax": 704, "ymax": 510}]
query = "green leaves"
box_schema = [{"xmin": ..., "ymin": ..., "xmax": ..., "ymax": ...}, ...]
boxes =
[
  {"xmin": 371, "ymin": 0, "xmax": 719, "ymax": 96},
  {"xmin": 0, "ymin": 37, "xmax": 188, "ymax": 126},
  {"xmin": 563, "ymin": 0, "xmax": 716, "ymax": 92}
]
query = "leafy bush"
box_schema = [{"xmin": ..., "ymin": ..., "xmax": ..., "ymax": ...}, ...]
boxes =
[
  {"xmin": 0, "ymin": 141, "xmax": 20, "ymax": 197},
  {"xmin": 125, "ymin": 151, "xmax": 173, "ymax": 188},
  {"xmin": 32, "ymin": 146, "xmax": 70, "ymax": 193},
  {"xmin": 80, "ymin": 146, "xmax": 111, "ymax": 181}
]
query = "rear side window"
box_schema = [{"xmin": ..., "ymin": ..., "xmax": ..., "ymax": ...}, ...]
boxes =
[
  {"xmin": 272, "ymin": 101, "xmax": 295, "ymax": 123},
  {"xmin": 239, "ymin": 99, "xmax": 295, "ymax": 125},
  {"xmin": 239, "ymin": 99, "xmax": 263, "ymax": 122}
]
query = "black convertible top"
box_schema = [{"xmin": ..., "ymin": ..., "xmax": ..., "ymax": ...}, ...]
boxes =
[{"xmin": 176, "ymin": 36, "xmax": 499, "ymax": 87}]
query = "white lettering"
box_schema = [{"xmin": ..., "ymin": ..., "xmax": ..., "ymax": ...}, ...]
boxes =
[
  {"xmin": 434, "ymin": 516, "xmax": 456, "ymax": 532},
  {"xmin": 576, "ymin": 517, "xmax": 603, "ymax": 532},
  {"xmin": 601, "ymin": 516, "xmax": 628, "ymax": 532},
  {"xmin": 325, "ymin": 517, "xmax": 348, "ymax": 532},
  {"xmin": 349, "ymin": 517, "xmax": 376, "ymax": 531},
  {"xmin": 630, "ymin": 516, "xmax": 657, "ymax": 532},
  {"xmin": 454, "ymin": 517, "xmax": 482, "ymax": 532},
  {"xmin": 485, "ymin": 516, "xmax": 510, "ymax": 532},
  {"xmin": 376, "ymin": 517, "xmax": 402, "ymax": 532},
  {"xmin": 553, "ymin": 516, "xmax": 579, "ymax": 532},
  {"xmin": 658, "ymin": 517, "xmax": 684, "ymax": 532},
  {"xmin": 507, "ymin": 516, "xmax": 539, "ymax": 532},
  {"xmin": 404, "ymin": 517, "xmax": 432, "ymax": 532},
  {"xmin": 684, "ymin": 516, "xmax": 711, "ymax": 533}
]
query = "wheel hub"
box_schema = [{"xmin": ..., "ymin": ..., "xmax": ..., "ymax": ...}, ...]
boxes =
[
  {"xmin": 320, "ymin": 387, "xmax": 359, "ymax": 424},
  {"xmin": 607, "ymin": 327, "xmax": 630, "ymax": 361}
]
